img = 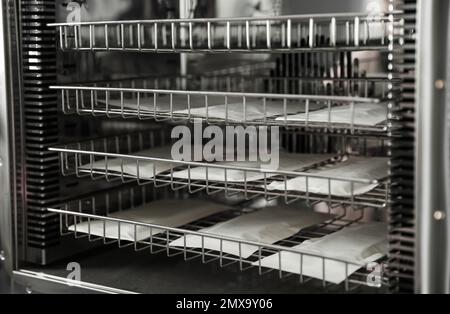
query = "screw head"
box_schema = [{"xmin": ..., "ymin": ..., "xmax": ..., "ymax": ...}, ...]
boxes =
[
  {"xmin": 434, "ymin": 211, "xmax": 446, "ymax": 221},
  {"xmin": 0, "ymin": 251, "xmax": 5, "ymax": 261},
  {"xmin": 435, "ymin": 80, "xmax": 445, "ymax": 90}
]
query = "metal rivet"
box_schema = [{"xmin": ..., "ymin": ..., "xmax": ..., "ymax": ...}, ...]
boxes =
[
  {"xmin": 434, "ymin": 211, "xmax": 446, "ymax": 221},
  {"xmin": 0, "ymin": 251, "xmax": 5, "ymax": 261},
  {"xmin": 435, "ymin": 80, "xmax": 445, "ymax": 90}
]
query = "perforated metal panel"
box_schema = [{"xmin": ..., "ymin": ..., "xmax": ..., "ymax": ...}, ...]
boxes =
[
  {"xmin": 20, "ymin": 0, "xmax": 60, "ymax": 254},
  {"xmin": 388, "ymin": 0, "xmax": 417, "ymax": 293}
]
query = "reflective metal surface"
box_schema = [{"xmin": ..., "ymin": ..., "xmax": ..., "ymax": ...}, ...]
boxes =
[
  {"xmin": 416, "ymin": 0, "xmax": 450, "ymax": 294},
  {"xmin": 0, "ymin": 0, "xmax": 15, "ymax": 277}
]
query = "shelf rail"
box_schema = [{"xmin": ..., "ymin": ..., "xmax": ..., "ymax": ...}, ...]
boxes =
[
  {"xmin": 49, "ymin": 132, "xmax": 390, "ymax": 208},
  {"xmin": 49, "ymin": 13, "xmax": 398, "ymax": 53},
  {"xmin": 51, "ymin": 79, "xmax": 390, "ymax": 134},
  {"xmin": 47, "ymin": 202, "xmax": 388, "ymax": 291}
]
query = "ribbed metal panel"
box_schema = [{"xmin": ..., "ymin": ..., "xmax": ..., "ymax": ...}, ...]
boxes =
[
  {"xmin": 388, "ymin": 0, "xmax": 417, "ymax": 293},
  {"xmin": 20, "ymin": 0, "xmax": 60, "ymax": 251}
]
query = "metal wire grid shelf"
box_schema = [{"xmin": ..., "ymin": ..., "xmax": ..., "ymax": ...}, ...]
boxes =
[
  {"xmin": 48, "ymin": 13, "xmax": 398, "ymax": 53},
  {"xmin": 46, "ymin": 196, "xmax": 388, "ymax": 292},
  {"xmin": 54, "ymin": 74, "xmax": 392, "ymax": 98},
  {"xmin": 49, "ymin": 132, "xmax": 390, "ymax": 209},
  {"xmin": 51, "ymin": 80, "xmax": 390, "ymax": 134},
  {"xmin": 81, "ymin": 74, "xmax": 392, "ymax": 96}
]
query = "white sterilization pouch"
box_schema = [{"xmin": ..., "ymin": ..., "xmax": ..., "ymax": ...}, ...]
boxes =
[
  {"xmin": 267, "ymin": 157, "xmax": 389, "ymax": 197},
  {"xmin": 81, "ymin": 145, "xmax": 176, "ymax": 180},
  {"xmin": 170, "ymin": 153, "xmax": 334, "ymax": 183},
  {"xmin": 252, "ymin": 222, "xmax": 387, "ymax": 284},
  {"xmin": 173, "ymin": 99, "xmax": 324, "ymax": 122},
  {"xmin": 68, "ymin": 199, "xmax": 232, "ymax": 242},
  {"xmin": 169, "ymin": 205, "xmax": 335, "ymax": 259},
  {"xmin": 81, "ymin": 144, "xmax": 243, "ymax": 181},
  {"xmin": 275, "ymin": 103, "xmax": 388, "ymax": 127},
  {"xmin": 96, "ymin": 94, "xmax": 224, "ymax": 114}
]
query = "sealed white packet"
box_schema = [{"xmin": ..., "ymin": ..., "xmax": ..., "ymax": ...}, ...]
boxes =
[
  {"xmin": 170, "ymin": 153, "xmax": 334, "ymax": 183},
  {"xmin": 169, "ymin": 205, "xmax": 335, "ymax": 259},
  {"xmin": 97, "ymin": 94, "xmax": 224, "ymax": 114},
  {"xmin": 253, "ymin": 222, "xmax": 387, "ymax": 284},
  {"xmin": 267, "ymin": 157, "xmax": 389, "ymax": 197},
  {"xmin": 68, "ymin": 199, "xmax": 233, "ymax": 242},
  {"xmin": 275, "ymin": 103, "xmax": 388, "ymax": 127},
  {"xmin": 81, "ymin": 143, "xmax": 245, "ymax": 181},
  {"xmin": 81, "ymin": 145, "xmax": 176, "ymax": 180},
  {"xmin": 173, "ymin": 100, "xmax": 323, "ymax": 122}
]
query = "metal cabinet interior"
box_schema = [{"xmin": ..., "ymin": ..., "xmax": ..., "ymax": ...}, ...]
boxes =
[{"xmin": 0, "ymin": 0, "xmax": 449, "ymax": 294}]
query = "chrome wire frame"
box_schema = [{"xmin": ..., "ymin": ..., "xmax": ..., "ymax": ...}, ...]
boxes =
[
  {"xmin": 49, "ymin": 131, "xmax": 390, "ymax": 209},
  {"xmin": 47, "ymin": 196, "xmax": 388, "ymax": 291},
  {"xmin": 73, "ymin": 75, "xmax": 392, "ymax": 98},
  {"xmin": 43, "ymin": 11, "xmax": 396, "ymax": 294},
  {"xmin": 51, "ymin": 78, "xmax": 390, "ymax": 134},
  {"xmin": 49, "ymin": 13, "xmax": 398, "ymax": 53}
]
